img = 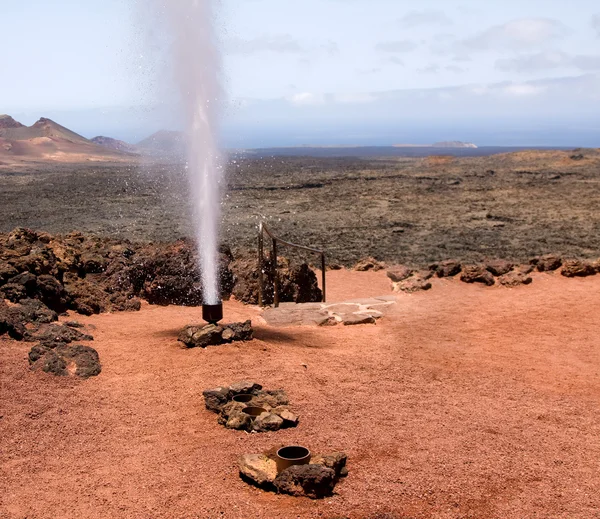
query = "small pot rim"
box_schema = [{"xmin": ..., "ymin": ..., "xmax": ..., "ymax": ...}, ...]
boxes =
[{"xmin": 276, "ymin": 445, "xmax": 311, "ymax": 461}]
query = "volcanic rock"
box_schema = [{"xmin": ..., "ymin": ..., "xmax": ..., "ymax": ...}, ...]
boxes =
[
  {"xmin": 485, "ymin": 260, "xmax": 513, "ymax": 277},
  {"xmin": 0, "ymin": 262, "xmax": 18, "ymax": 284},
  {"xmin": 392, "ymin": 275, "xmax": 432, "ymax": 293},
  {"xmin": 202, "ymin": 386, "xmax": 230, "ymax": 413},
  {"xmin": 178, "ymin": 322, "xmax": 254, "ymax": 348},
  {"xmin": 253, "ymin": 412, "xmax": 284, "ymax": 432},
  {"xmin": 238, "ymin": 454, "xmax": 278, "ymax": 487},
  {"xmin": 498, "ymin": 271, "xmax": 533, "ymax": 287},
  {"xmin": 533, "ymin": 254, "xmax": 562, "ymax": 272},
  {"xmin": 310, "ymin": 452, "xmax": 348, "ymax": 478},
  {"xmin": 273, "ymin": 408, "xmax": 300, "ymax": 428},
  {"xmin": 274, "ymin": 464, "xmax": 336, "ymax": 499},
  {"xmin": 561, "ymin": 259, "xmax": 596, "ymax": 278},
  {"xmin": 231, "ymin": 256, "xmax": 322, "ymax": 305},
  {"xmin": 229, "ymin": 380, "xmax": 263, "ymax": 396},
  {"xmin": 28, "ymin": 323, "xmax": 93, "ymax": 345},
  {"xmin": 0, "ymin": 301, "xmax": 26, "ymax": 339},
  {"xmin": 460, "ymin": 265, "xmax": 495, "ymax": 286},
  {"xmin": 354, "ymin": 257, "xmax": 386, "ymax": 272},
  {"xmin": 178, "ymin": 324, "xmax": 223, "ymax": 348},
  {"xmin": 0, "ymin": 283, "xmax": 27, "ymax": 302},
  {"xmin": 386, "ymin": 265, "xmax": 412, "ymax": 282},
  {"xmin": 433, "ymin": 260, "xmax": 462, "ymax": 278},
  {"xmin": 29, "ymin": 344, "xmax": 101, "ymax": 378},
  {"xmin": 17, "ymin": 299, "xmax": 58, "ymax": 324}
]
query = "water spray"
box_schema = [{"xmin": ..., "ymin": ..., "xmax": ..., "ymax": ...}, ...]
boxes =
[{"xmin": 153, "ymin": 0, "xmax": 224, "ymax": 320}]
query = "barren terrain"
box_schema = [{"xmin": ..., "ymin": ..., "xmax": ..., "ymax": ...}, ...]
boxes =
[
  {"xmin": 1, "ymin": 149, "xmax": 599, "ymax": 266},
  {"xmin": 2, "ymin": 270, "xmax": 600, "ymax": 518}
]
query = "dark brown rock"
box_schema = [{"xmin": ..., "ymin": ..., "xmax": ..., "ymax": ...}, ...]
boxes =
[
  {"xmin": 485, "ymin": 260, "xmax": 513, "ymax": 277},
  {"xmin": 28, "ymin": 323, "xmax": 93, "ymax": 345},
  {"xmin": 498, "ymin": 271, "xmax": 533, "ymax": 287},
  {"xmin": 561, "ymin": 260, "xmax": 596, "ymax": 278},
  {"xmin": 342, "ymin": 314, "xmax": 376, "ymax": 326},
  {"xmin": 30, "ymin": 344, "xmax": 101, "ymax": 378},
  {"xmin": 354, "ymin": 257, "xmax": 386, "ymax": 272},
  {"xmin": 534, "ymin": 254, "xmax": 562, "ymax": 272},
  {"xmin": 178, "ymin": 324, "xmax": 223, "ymax": 348},
  {"xmin": 221, "ymin": 320, "xmax": 253, "ymax": 342},
  {"xmin": 393, "ymin": 276, "xmax": 432, "ymax": 293},
  {"xmin": 202, "ymin": 386, "xmax": 230, "ymax": 413},
  {"xmin": 229, "ymin": 380, "xmax": 263, "ymax": 395},
  {"xmin": 460, "ymin": 265, "xmax": 495, "ymax": 286},
  {"xmin": 274, "ymin": 464, "xmax": 336, "ymax": 499},
  {"xmin": 310, "ymin": 452, "xmax": 348, "ymax": 477},
  {"xmin": 386, "ymin": 265, "xmax": 412, "ymax": 282},
  {"xmin": 252, "ymin": 412, "xmax": 284, "ymax": 432},
  {"xmin": 434, "ymin": 260, "xmax": 462, "ymax": 278}
]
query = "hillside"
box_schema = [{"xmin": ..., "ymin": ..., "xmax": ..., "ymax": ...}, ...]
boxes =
[{"xmin": 0, "ymin": 115, "xmax": 134, "ymax": 166}]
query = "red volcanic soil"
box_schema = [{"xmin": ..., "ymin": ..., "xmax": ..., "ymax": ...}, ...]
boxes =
[{"xmin": 1, "ymin": 271, "xmax": 600, "ymax": 518}]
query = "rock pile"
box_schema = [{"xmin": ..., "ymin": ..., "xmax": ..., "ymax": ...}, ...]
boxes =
[
  {"xmin": 178, "ymin": 320, "xmax": 253, "ymax": 348},
  {"xmin": 0, "ymin": 227, "xmax": 323, "ymax": 317},
  {"xmin": 238, "ymin": 448, "xmax": 348, "ymax": 499},
  {"xmin": 202, "ymin": 381, "xmax": 299, "ymax": 432}
]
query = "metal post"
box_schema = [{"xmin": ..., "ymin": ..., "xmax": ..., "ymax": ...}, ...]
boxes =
[
  {"xmin": 321, "ymin": 253, "xmax": 326, "ymax": 303},
  {"xmin": 258, "ymin": 223, "xmax": 264, "ymax": 307},
  {"xmin": 272, "ymin": 238, "xmax": 279, "ymax": 308}
]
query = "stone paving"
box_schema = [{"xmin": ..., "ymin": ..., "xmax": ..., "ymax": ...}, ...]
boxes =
[{"xmin": 260, "ymin": 296, "xmax": 396, "ymax": 327}]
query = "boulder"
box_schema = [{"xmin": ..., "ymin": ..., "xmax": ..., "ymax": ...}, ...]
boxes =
[
  {"xmin": 386, "ymin": 265, "xmax": 412, "ymax": 282},
  {"xmin": 498, "ymin": 271, "xmax": 533, "ymax": 287},
  {"xmin": 30, "ymin": 344, "xmax": 101, "ymax": 378},
  {"xmin": 7, "ymin": 272, "xmax": 38, "ymax": 296},
  {"xmin": 0, "ymin": 283, "xmax": 27, "ymax": 302},
  {"xmin": 485, "ymin": 260, "xmax": 513, "ymax": 277},
  {"xmin": 0, "ymin": 262, "xmax": 18, "ymax": 284},
  {"xmin": 392, "ymin": 276, "xmax": 432, "ymax": 293},
  {"xmin": 533, "ymin": 254, "xmax": 562, "ymax": 272},
  {"xmin": 460, "ymin": 265, "xmax": 495, "ymax": 286},
  {"xmin": 28, "ymin": 323, "xmax": 93, "ymax": 345},
  {"xmin": 229, "ymin": 380, "xmax": 263, "ymax": 395},
  {"xmin": 253, "ymin": 412, "xmax": 284, "ymax": 432},
  {"xmin": 273, "ymin": 408, "xmax": 300, "ymax": 428},
  {"xmin": 238, "ymin": 454, "xmax": 278, "ymax": 487},
  {"xmin": 561, "ymin": 260, "xmax": 596, "ymax": 278},
  {"xmin": 17, "ymin": 299, "xmax": 58, "ymax": 324},
  {"xmin": 432, "ymin": 260, "xmax": 462, "ymax": 278},
  {"xmin": 310, "ymin": 452, "xmax": 348, "ymax": 477},
  {"xmin": 354, "ymin": 257, "xmax": 386, "ymax": 272},
  {"xmin": 36, "ymin": 274, "xmax": 69, "ymax": 312},
  {"xmin": 0, "ymin": 301, "xmax": 26, "ymax": 340},
  {"xmin": 274, "ymin": 464, "xmax": 336, "ymax": 499},
  {"xmin": 221, "ymin": 320, "xmax": 253, "ymax": 342},
  {"xmin": 178, "ymin": 324, "xmax": 224, "ymax": 348},
  {"xmin": 202, "ymin": 386, "xmax": 230, "ymax": 413}
]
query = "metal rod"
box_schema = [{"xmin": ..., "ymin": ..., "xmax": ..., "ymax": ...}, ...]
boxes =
[
  {"xmin": 258, "ymin": 223, "xmax": 264, "ymax": 307},
  {"xmin": 272, "ymin": 238, "xmax": 279, "ymax": 307},
  {"xmin": 321, "ymin": 253, "xmax": 326, "ymax": 302}
]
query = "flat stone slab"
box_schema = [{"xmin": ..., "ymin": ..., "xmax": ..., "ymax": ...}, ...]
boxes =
[{"xmin": 261, "ymin": 296, "xmax": 395, "ymax": 327}]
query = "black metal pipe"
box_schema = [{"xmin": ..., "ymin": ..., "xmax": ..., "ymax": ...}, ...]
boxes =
[{"xmin": 202, "ymin": 302, "xmax": 223, "ymax": 325}]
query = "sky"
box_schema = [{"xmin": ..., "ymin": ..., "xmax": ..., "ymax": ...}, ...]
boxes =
[{"xmin": 1, "ymin": 0, "xmax": 599, "ymax": 147}]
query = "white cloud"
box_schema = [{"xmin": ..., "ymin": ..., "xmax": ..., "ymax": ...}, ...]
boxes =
[
  {"xmin": 497, "ymin": 51, "xmax": 600, "ymax": 72},
  {"xmin": 502, "ymin": 83, "xmax": 546, "ymax": 96},
  {"xmin": 334, "ymin": 93, "xmax": 377, "ymax": 104},
  {"xmin": 225, "ymin": 34, "xmax": 303, "ymax": 55},
  {"xmin": 398, "ymin": 10, "xmax": 453, "ymax": 28},
  {"xmin": 461, "ymin": 18, "xmax": 567, "ymax": 51},
  {"xmin": 286, "ymin": 92, "xmax": 326, "ymax": 105},
  {"xmin": 375, "ymin": 40, "xmax": 418, "ymax": 53}
]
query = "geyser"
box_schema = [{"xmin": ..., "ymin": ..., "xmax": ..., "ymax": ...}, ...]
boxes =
[{"xmin": 155, "ymin": 0, "xmax": 223, "ymax": 308}]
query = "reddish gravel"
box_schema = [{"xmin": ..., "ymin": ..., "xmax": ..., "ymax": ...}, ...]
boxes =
[{"xmin": 1, "ymin": 271, "xmax": 600, "ymax": 519}]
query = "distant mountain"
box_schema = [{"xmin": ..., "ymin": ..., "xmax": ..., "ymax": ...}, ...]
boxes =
[
  {"xmin": 91, "ymin": 136, "xmax": 139, "ymax": 155},
  {"xmin": 432, "ymin": 141, "xmax": 478, "ymax": 148},
  {"xmin": 0, "ymin": 115, "xmax": 134, "ymax": 165},
  {"xmin": 137, "ymin": 130, "xmax": 185, "ymax": 158}
]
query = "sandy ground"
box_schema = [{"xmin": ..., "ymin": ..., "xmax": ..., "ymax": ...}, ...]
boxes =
[{"xmin": 1, "ymin": 270, "xmax": 600, "ymax": 519}]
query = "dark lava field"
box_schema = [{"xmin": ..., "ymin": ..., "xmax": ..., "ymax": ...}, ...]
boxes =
[{"xmin": 1, "ymin": 148, "xmax": 600, "ymax": 267}]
